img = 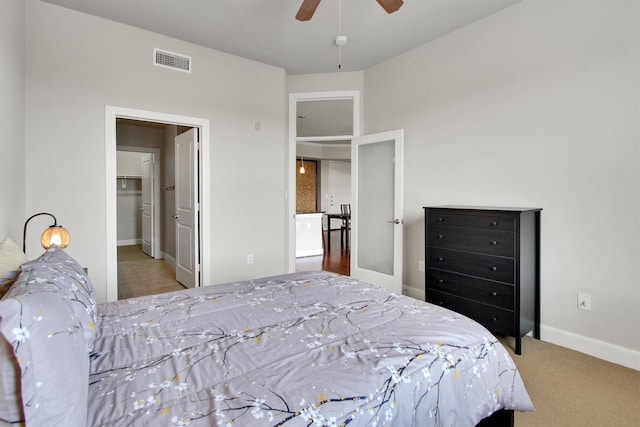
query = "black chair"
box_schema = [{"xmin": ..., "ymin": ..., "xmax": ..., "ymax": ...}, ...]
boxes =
[{"xmin": 340, "ymin": 204, "xmax": 351, "ymax": 247}]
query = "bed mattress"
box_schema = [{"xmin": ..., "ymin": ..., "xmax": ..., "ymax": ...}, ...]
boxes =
[{"xmin": 88, "ymin": 271, "xmax": 533, "ymax": 426}]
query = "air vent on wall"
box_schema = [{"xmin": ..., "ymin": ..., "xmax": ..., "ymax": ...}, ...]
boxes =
[{"xmin": 153, "ymin": 48, "xmax": 191, "ymax": 73}]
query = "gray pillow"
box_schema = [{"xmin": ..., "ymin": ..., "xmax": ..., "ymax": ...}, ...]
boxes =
[
  {"xmin": 0, "ymin": 336, "xmax": 22, "ymax": 424},
  {"xmin": 19, "ymin": 247, "xmax": 98, "ymax": 351},
  {"xmin": 0, "ymin": 249, "xmax": 93, "ymax": 426}
]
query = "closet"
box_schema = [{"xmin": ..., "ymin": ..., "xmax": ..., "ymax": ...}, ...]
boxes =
[{"xmin": 116, "ymin": 151, "xmax": 145, "ymax": 246}]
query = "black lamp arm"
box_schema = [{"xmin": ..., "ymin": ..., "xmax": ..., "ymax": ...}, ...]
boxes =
[{"xmin": 23, "ymin": 212, "xmax": 58, "ymax": 253}]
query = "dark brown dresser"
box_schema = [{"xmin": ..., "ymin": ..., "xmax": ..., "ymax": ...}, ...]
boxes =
[{"xmin": 424, "ymin": 206, "xmax": 541, "ymax": 355}]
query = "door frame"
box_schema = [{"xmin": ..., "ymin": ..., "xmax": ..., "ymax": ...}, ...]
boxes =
[
  {"xmin": 287, "ymin": 91, "xmax": 360, "ymax": 272},
  {"xmin": 116, "ymin": 146, "xmax": 161, "ymax": 258},
  {"xmin": 105, "ymin": 106, "xmax": 211, "ymax": 302}
]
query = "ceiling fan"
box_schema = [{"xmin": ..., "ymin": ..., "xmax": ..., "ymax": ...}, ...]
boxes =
[{"xmin": 295, "ymin": 0, "xmax": 404, "ymax": 21}]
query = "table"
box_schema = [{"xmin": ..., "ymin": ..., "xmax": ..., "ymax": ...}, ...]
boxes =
[{"xmin": 325, "ymin": 212, "xmax": 350, "ymax": 247}]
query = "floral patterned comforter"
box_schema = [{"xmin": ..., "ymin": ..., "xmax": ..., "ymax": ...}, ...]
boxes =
[{"xmin": 88, "ymin": 271, "xmax": 533, "ymax": 426}]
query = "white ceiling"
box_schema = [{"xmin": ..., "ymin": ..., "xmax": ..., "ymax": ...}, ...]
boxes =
[{"xmin": 42, "ymin": 0, "xmax": 523, "ymax": 75}]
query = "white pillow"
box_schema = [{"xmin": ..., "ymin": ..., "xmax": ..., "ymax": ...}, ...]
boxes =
[{"xmin": 0, "ymin": 238, "xmax": 28, "ymax": 297}]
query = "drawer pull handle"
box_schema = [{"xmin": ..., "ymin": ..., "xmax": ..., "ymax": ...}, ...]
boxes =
[
  {"xmin": 437, "ymin": 234, "xmax": 444, "ymax": 239},
  {"xmin": 437, "ymin": 278, "xmax": 444, "ymax": 284},
  {"xmin": 491, "ymin": 240, "xmax": 499, "ymax": 246},
  {"xmin": 438, "ymin": 301, "xmax": 444, "ymax": 306},
  {"xmin": 437, "ymin": 217, "xmax": 445, "ymax": 222},
  {"xmin": 437, "ymin": 257, "xmax": 444, "ymax": 262},
  {"xmin": 491, "ymin": 291, "xmax": 498, "ymax": 297},
  {"xmin": 490, "ymin": 266, "xmax": 498, "ymax": 272},
  {"xmin": 490, "ymin": 316, "xmax": 498, "ymax": 322},
  {"xmin": 491, "ymin": 221, "xmax": 499, "ymax": 226}
]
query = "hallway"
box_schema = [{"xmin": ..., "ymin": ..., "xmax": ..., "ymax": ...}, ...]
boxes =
[
  {"xmin": 296, "ymin": 229, "xmax": 350, "ymax": 276},
  {"xmin": 117, "ymin": 245, "xmax": 184, "ymax": 299}
]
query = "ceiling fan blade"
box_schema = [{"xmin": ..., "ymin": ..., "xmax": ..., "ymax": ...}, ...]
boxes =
[
  {"xmin": 376, "ymin": 0, "xmax": 404, "ymax": 14},
  {"xmin": 296, "ymin": 0, "xmax": 321, "ymax": 21}
]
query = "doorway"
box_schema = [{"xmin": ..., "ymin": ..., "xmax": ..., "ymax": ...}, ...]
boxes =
[
  {"xmin": 116, "ymin": 146, "xmax": 161, "ymax": 256},
  {"xmin": 288, "ymin": 91, "xmax": 359, "ymax": 274},
  {"xmin": 115, "ymin": 122, "xmax": 178, "ymax": 299},
  {"xmin": 105, "ymin": 106, "xmax": 211, "ymax": 302},
  {"xmin": 288, "ymin": 94, "xmax": 405, "ymax": 292}
]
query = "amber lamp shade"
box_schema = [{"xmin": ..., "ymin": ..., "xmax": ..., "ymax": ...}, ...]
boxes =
[
  {"xmin": 23, "ymin": 212, "xmax": 70, "ymax": 253},
  {"xmin": 40, "ymin": 225, "xmax": 70, "ymax": 249}
]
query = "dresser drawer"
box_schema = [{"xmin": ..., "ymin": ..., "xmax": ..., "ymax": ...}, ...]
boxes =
[
  {"xmin": 427, "ymin": 269, "xmax": 514, "ymax": 310},
  {"xmin": 427, "ymin": 226, "xmax": 515, "ymax": 257},
  {"xmin": 427, "ymin": 247, "xmax": 515, "ymax": 284},
  {"xmin": 427, "ymin": 289, "xmax": 515, "ymax": 336},
  {"xmin": 427, "ymin": 212, "xmax": 515, "ymax": 232}
]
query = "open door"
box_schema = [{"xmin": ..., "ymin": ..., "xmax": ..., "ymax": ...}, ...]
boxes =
[
  {"xmin": 351, "ymin": 129, "xmax": 404, "ymax": 293},
  {"xmin": 175, "ymin": 128, "xmax": 199, "ymax": 288},
  {"xmin": 140, "ymin": 153, "xmax": 155, "ymax": 257},
  {"xmin": 328, "ymin": 160, "xmax": 351, "ymax": 215}
]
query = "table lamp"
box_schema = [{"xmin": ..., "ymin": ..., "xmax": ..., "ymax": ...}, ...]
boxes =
[{"xmin": 22, "ymin": 212, "xmax": 70, "ymax": 253}]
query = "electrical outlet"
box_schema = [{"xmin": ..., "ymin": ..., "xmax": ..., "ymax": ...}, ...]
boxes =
[
  {"xmin": 577, "ymin": 292, "xmax": 591, "ymax": 311},
  {"xmin": 247, "ymin": 254, "xmax": 254, "ymax": 265},
  {"xmin": 418, "ymin": 261, "xmax": 425, "ymax": 272}
]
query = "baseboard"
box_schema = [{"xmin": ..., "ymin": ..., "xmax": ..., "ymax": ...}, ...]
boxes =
[
  {"xmin": 117, "ymin": 239, "xmax": 141, "ymax": 246},
  {"xmin": 296, "ymin": 249, "xmax": 324, "ymax": 258},
  {"xmin": 403, "ymin": 285, "xmax": 425, "ymax": 301},
  {"xmin": 541, "ymin": 325, "xmax": 639, "ymax": 371},
  {"xmin": 401, "ymin": 286, "xmax": 638, "ymax": 371},
  {"xmin": 162, "ymin": 252, "xmax": 176, "ymax": 269}
]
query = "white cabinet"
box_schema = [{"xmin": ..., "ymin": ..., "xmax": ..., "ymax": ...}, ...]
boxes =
[
  {"xmin": 116, "ymin": 151, "xmax": 146, "ymax": 177},
  {"xmin": 295, "ymin": 213, "xmax": 323, "ymax": 257}
]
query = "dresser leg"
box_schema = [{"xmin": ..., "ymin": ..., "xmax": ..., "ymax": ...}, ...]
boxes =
[{"xmin": 515, "ymin": 336, "xmax": 522, "ymax": 355}]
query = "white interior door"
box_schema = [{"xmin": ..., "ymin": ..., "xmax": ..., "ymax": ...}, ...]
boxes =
[
  {"xmin": 141, "ymin": 153, "xmax": 154, "ymax": 257},
  {"xmin": 328, "ymin": 161, "xmax": 351, "ymax": 213},
  {"xmin": 326, "ymin": 160, "xmax": 351, "ymax": 230},
  {"xmin": 351, "ymin": 129, "xmax": 404, "ymax": 293},
  {"xmin": 175, "ymin": 128, "xmax": 199, "ymax": 288}
]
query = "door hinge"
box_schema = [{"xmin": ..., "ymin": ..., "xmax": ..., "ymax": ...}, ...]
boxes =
[{"xmin": 196, "ymin": 202, "xmax": 200, "ymax": 211}]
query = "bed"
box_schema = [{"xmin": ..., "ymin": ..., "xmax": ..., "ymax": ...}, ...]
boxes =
[{"xmin": 0, "ymin": 247, "xmax": 533, "ymax": 426}]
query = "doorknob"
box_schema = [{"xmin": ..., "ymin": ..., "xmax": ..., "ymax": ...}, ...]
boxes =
[
  {"xmin": 172, "ymin": 214, "xmax": 179, "ymax": 219},
  {"xmin": 387, "ymin": 219, "xmax": 403, "ymax": 224}
]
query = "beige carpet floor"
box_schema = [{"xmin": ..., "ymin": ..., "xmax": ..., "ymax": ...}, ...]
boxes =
[{"xmin": 498, "ymin": 336, "xmax": 639, "ymax": 426}]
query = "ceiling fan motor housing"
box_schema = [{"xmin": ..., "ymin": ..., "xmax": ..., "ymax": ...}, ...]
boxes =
[{"xmin": 335, "ymin": 35, "xmax": 348, "ymax": 46}]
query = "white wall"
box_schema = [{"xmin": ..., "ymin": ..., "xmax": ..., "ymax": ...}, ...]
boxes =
[
  {"xmin": 287, "ymin": 72, "xmax": 364, "ymax": 94},
  {"xmin": 364, "ymin": 0, "xmax": 640, "ymax": 368},
  {"xmin": 24, "ymin": 0, "xmax": 287, "ymax": 302},
  {"xmin": 0, "ymin": 0, "xmax": 25, "ymax": 240}
]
